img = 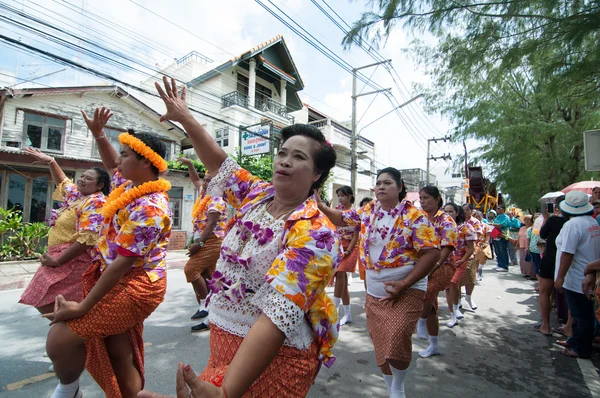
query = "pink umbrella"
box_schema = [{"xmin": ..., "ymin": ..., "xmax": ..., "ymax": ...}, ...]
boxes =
[{"xmin": 561, "ymin": 181, "xmax": 600, "ymax": 194}]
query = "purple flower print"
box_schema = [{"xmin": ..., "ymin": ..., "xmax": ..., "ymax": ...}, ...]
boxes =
[
  {"xmin": 310, "ymin": 230, "xmax": 335, "ymax": 251},
  {"xmin": 133, "ymin": 226, "xmax": 159, "ymax": 245},
  {"xmin": 256, "ymin": 227, "xmax": 274, "ymax": 245},
  {"xmin": 220, "ymin": 246, "xmax": 251, "ymax": 270},
  {"xmin": 224, "ymin": 280, "xmax": 247, "ymax": 303},
  {"xmin": 207, "ymin": 271, "xmax": 233, "ymax": 294},
  {"xmin": 88, "ymin": 213, "xmax": 105, "ymax": 226}
]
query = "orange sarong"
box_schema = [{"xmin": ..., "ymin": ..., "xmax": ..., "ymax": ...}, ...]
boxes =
[
  {"xmin": 184, "ymin": 235, "xmax": 223, "ymax": 283},
  {"xmin": 67, "ymin": 262, "xmax": 166, "ymax": 398},
  {"xmin": 424, "ymin": 261, "xmax": 455, "ymax": 311},
  {"xmin": 200, "ymin": 326, "xmax": 319, "ymax": 397}
]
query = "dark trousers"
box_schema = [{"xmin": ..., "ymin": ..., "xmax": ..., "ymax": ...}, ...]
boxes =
[
  {"xmin": 565, "ymin": 289, "xmax": 594, "ymax": 358},
  {"xmin": 555, "ymin": 288, "xmax": 569, "ymax": 323},
  {"xmin": 493, "ymin": 239, "xmax": 509, "ymax": 269}
]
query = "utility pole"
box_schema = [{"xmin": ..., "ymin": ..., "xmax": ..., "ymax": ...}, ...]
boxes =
[
  {"xmin": 426, "ymin": 135, "xmax": 452, "ymax": 184},
  {"xmin": 351, "ymin": 60, "xmax": 391, "ymax": 194}
]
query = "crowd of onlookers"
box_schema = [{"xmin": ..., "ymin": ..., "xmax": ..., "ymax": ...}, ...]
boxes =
[{"xmin": 484, "ymin": 187, "xmax": 600, "ymax": 359}]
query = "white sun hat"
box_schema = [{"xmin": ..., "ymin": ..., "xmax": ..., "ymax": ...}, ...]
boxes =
[{"xmin": 558, "ymin": 190, "xmax": 594, "ymax": 215}]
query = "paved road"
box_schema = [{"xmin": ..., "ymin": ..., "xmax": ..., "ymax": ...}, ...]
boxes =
[{"xmin": 1, "ymin": 262, "xmax": 599, "ymax": 397}]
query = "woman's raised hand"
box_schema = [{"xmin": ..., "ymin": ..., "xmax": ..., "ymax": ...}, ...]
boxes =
[
  {"xmin": 23, "ymin": 147, "xmax": 53, "ymax": 165},
  {"xmin": 81, "ymin": 107, "xmax": 113, "ymax": 137},
  {"xmin": 155, "ymin": 76, "xmax": 193, "ymax": 124}
]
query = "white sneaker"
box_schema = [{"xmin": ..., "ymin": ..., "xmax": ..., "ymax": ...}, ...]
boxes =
[
  {"xmin": 496, "ymin": 268, "xmax": 508, "ymax": 273},
  {"xmin": 455, "ymin": 308, "xmax": 464, "ymax": 320},
  {"xmin": 446, "ymin": 314, "xmax": 458, "ymax": 328},
  {"xmin": 466, "ymin": 298, "xmax": 478, "ymax": 310},
  {"xmin": 418, "ymin": 344, "xmax": 441, "ymax": 358},
  {"xmin": 49, "ymin": 364, "xmax": 54, "ymax": 372}
]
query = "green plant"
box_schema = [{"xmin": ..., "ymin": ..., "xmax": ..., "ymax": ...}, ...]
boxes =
[
  {"xmin": 167, "ymin": 159, "xmax": 206, "ymax": 174},
  {"xmin": 0, "ymin": 207, "xmax": 49, "ymax": 261}
]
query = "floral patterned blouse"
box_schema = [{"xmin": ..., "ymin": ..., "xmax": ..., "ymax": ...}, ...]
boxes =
[
  {"xmin": 334, "ymin": 204, "xmax": 360, "ymax": 241},
  {"xmin": 192, "ymin": 195, "xmax": 228, "ymax": 239},
  {"xmin": 466, "ymin": 216, "xmax": 485, "ymax": 242},
  {"xmin": 430, "ymin": 210, "xmax": 458, "ymax": 263},
  {"xmin": 95, "ymin": 171, "xmax": 172, "ymax": 282},
  {"xmin": 206, "ymin": 157, "xmax": 342, "ymax": 368},
  {"xmin": 450, "ymin": 223, "xmax": 476, "ymax": 264},
  {"xmin": 341, "ymin": 199, "xmax": 440, "ymax": 270},
  {"xmin": 47, "ymin": 178, "xmax": 105, "ymax": 247}
]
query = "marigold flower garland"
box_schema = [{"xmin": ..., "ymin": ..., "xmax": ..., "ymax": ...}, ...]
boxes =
[
  {"xmin": 191, "ymin": 194, "xmax": 211, "ymax": 220},
  {"xmin": 119, "ymin": 133, "xmax": 168, "ymax": 172},
  {"xmin": 102, "ymin": 179, "xmax": 171, "ymax": 219}
]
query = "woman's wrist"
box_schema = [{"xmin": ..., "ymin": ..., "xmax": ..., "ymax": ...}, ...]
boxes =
[{"xmin": 93, "ymin": 129, "xmax": 106, "ymax": 140}]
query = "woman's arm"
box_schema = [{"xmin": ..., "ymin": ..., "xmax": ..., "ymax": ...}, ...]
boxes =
[
  {"xmin": 178, "ymin": 157, "xmax": 203, "ymax": 191},
  {"xmin": 313, "ymin": 194, "xmax": 345, "ymax": 226},
  {"xmin": 81, "ymin": 108, "xmax": 118, "ymax": 174},
  {"xmin": 437, "ymin": 246, "xmax": 453, "ymax": 268},
  {"xmin": 156, "ymin": 77, "xmax": 226, "ymax": 175},
  {"xmin": 458, "ymin": 241, "xmax": 475, "ymax": 265},
  {"xmin": 40, "ymin": 242, "xmax": 89, "ymax": 267},
  {"xmin": 381, "ymin": 248, "xmax": 440, "ymax": 301},
  {"xmin": 23, "ymin": 147, "xmax": 67, "ymax": 185},
  {"xmin": 346, "ymin": 230, "xmax": 359, "ymax": 254}
]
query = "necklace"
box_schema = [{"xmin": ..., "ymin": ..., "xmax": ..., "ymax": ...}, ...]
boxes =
[
  {"xmin": 266, "ymin": 200, "xmax": 297, "ymax": 220},
  {"xmin": 192, "ymin": 192, "xmax": 211, "ymax": 220},
  {"xmin": 102, "ymin": 178, "xmax": 171, "ymax": 219}
]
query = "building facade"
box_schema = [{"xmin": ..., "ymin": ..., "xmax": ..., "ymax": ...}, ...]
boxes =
[{"xmin": 0, "ymin": 86, "xmax": 195, "ymax": 249}]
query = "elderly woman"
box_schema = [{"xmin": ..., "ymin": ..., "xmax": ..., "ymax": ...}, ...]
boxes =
[
  {"xmin": 141, "ymin": 77, "xmax": 341, "ymax": 398},
  {"xmin": 20, "ymin": 148, "xmax": 109, "ymax": 316},
  {"xmin": 554, "ymin": 191, "xmax": 600, "ymax": 359},
  {"xmin": 318, "ymin": 169, "xmax": 440, "ymax": 397}
]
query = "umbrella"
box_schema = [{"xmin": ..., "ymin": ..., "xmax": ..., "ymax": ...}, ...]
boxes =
[
  {"xmin": 539, "ymin": 191, "xmax": 564, "ymax": 201},
  {"xmin": 561, "ymin": 181, "xmax": 600, "ymax": 195}
]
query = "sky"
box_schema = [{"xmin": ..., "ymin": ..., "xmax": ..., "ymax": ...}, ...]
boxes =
[{"xmin": 0, "ymin": 0, "xmax": 466, "ymax": 179}]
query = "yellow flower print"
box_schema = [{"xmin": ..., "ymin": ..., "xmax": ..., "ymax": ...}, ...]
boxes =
[
  {"xmin": 268, "ymin": 257, "xmax": 286, "ymax": 277},
  {"xmin": 286, "ymin": 220, "xmax": 312, "ymax": 248},
  {"xmin": 285, "ymin": 271, "xmax": 299, "ymax": 286},
  {"xmin": 275, "ymin": 284, "xmax": 286, "ymax": 294},
  {"xmin": 447, "ymin": 229, "xmax": 457, "ymax": 243},
  {"xmin": 305, "ymin": 254, "xmax": 333, "ymax": 292},
  {"xmin": 416, "ymin": 224, "xmax": 436, "ymax": 243}
]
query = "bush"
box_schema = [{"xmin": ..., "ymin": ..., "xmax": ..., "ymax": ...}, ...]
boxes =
[{"xmin": 0, "ymin": 207, "xmax": 49, "ymax": 261}]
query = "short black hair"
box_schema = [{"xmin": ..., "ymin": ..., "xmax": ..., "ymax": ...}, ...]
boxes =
[
  {"xmin": 91, "ymin": 167, "xmax": 111, "ymax": 196},
  {"xmin": 463, "ymin": 203, "xmax": 474, "ymax": 210},
  {"xmin": 377, "ymin": 167, "xmax": 407, "ymax": 202},
  {"xmin": 420, "ymin": 185, "xmax": 443, "ymax": 209},
  {"xmin": 280, "ymin": 124, "xmax": 336, "ymax": 195},
  {"xmin": 335, "ymin": 185, "xmax": 355, "ymax": 204},
  {"xmin": 445, "ymin": 202, "xmax": 466, "ymax": 224},
  {"xmin": 360, "ymin": 197, "xmax": 372, "ymax": 207},
  {"xmin": 127, "ymin": 129, "xmax": 167, "ymax": 175}
]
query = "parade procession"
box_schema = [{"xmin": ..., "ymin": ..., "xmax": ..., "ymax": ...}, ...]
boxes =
[{"xmin": 1, "ymin": 1, "xmax": 600, "ymax": 397}]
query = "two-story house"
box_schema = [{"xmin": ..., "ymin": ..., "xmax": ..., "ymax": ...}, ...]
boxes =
[
  {"xmin": 292, "ymin": 104, "xmax": 376, "ymax": 206},
  {"xmin": 0, "ymin": 85, "xmax": 195, "ymax": 249},
  {"xmin": 140, "ymin": 35, "xmax": 304, "ymax": 161}
]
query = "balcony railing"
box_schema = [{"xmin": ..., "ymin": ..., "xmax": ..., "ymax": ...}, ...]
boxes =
[{"xmin": 221, "ymin": 91, "xmax": 294, "ymax": 124}]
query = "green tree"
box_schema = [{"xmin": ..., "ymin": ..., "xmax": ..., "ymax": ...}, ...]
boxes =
[
  {"xmin": 344, "ymin": 0, "xmax": 600, "ymax": 209},
  {"xmin": 233, "ymin": 153, "xmax": 274, "ymax": 182}
]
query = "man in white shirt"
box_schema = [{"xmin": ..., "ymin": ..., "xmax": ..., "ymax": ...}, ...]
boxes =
[{"xmin": 555, "ymin": 191, "xmax": 600, "ymax": 359}]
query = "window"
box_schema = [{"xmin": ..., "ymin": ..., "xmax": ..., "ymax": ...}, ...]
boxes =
[
  {"xmin": 24, "ymin": 112, "xmax": 66, "ymax": 153},
  {"xmin": 168, "ymin": 187, "xmax": 183, "ymax": 229},
  {"xmin": 237, "ymin": 73, "xmax": 249, "ymax": 97},
  {"xmin": 215, "ymin": 128, "xmax": 229, "ymax": 147},
  {"xmin": 92, "ymin": 128, "xmax": 122, "ymax": 158},
  {"xmin": 255, "ymin": 83, "xmax": 272, "ymax": 105},
  {"xmin": 3, "ymin": 141, "xmax": 21, "ymax": 148}
]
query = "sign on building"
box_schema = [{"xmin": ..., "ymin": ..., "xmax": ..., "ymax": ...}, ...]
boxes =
[
  {"xmin": 584, "ymin": 130, "xmax": 600, "ymax": 171},
  {"xmin": 242, "ymin": 126, "xmax": 270, "ymax": 156}
]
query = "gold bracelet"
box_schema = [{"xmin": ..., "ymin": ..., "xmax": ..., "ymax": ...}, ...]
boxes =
[{"xmin": 46, "ymin": 158, "xmax": 55, "ymax": 165}]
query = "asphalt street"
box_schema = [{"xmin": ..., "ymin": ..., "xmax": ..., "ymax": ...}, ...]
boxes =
[{"xmin": 1, "ymin": 262, "xmax": 599, "ymax": 397}]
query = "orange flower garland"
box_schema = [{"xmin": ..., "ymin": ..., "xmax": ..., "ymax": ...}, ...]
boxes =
[
  {"xmin": 102, "ymin": 178, "xmax": 172, "ymax": 219},
  {"xmin": 119, "ymin": 133, "xmax": 168, "ymax": 172},
  {"xmin": 192, "ymin": 194, "xmax": 212, "ymax": 220}
]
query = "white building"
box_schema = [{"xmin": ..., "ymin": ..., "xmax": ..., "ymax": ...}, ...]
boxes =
[
  {"xmin": 140, "ymin": 35, "xmax": 303, "ymax": 159},
  {"xmin": 0, "ymin": 85, "xmax": 194, "ymax": 249},
  {"xmin": 292, "ymin": 104, "xmax": 376, "ymax": 206}
]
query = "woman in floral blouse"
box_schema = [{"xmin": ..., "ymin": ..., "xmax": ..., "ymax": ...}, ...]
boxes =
[
  {"xmin": 415, "ymin": 186, "xmax": 458, "ymax": 359},
  {"xmin": 318, "ymin": 168, "xmax": 440, "ymax": 398},
  {"xmin": 443, "ymin": 203, "xmax": 476, "ymax": 328},
  {"xmin": 331, "ymin": 185, "xmax": 360, "ymax": 325},
  {"xmin": 142, "ymin": 77, "xmax": 341, "ymax": 398},
  {"xmin": 20, "ymin": 147, "xmax": 109, "ymax": 316}
]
